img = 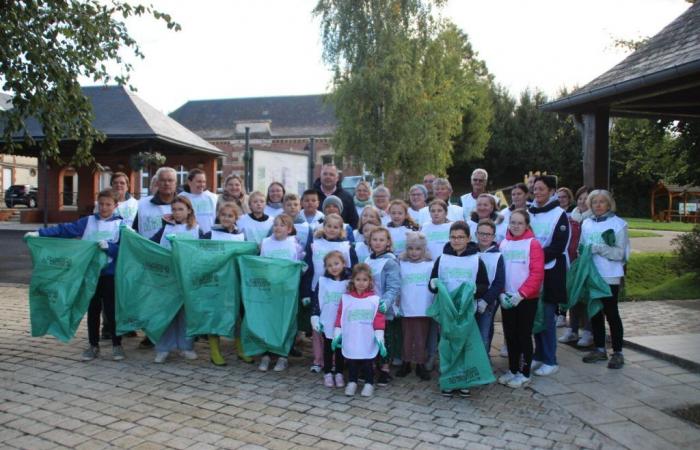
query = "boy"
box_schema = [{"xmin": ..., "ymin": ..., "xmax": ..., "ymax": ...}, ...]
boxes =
[
  {"xmin": 301, "ymin": 189, "xmax": 324, "ymax": 226},
  {"xmin": 284, "ymin": 193, "xmax": 312, "ymax": 249}
]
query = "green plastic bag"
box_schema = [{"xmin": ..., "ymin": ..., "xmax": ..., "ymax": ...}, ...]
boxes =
[
  {"xmin": 115, "ymin": 227, "xmax": 183, "ymax": 342},
  {"xmin": 532, "ymin": 295, "xmax": 546, "ymax": 334},
  {"xmin": 240, "ymin": 255, "xmax": 304, "ymax": 356},
  {"xmin": 427, "ymin": 280, "xmax": 495, "ymax": 390},
  {"xmin": 563, "ymin": 244, "xmax": 612, "ymax": 319},
  {"xmin": 25, "ymin": 236, "xmax": 108, "ymax": 342},
  {"xmin": 170, "ymin": 237, "xmax": 257, "ymax": 337}
]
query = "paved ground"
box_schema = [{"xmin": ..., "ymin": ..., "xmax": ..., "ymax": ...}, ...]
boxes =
[
  {"xmin": 628, "ymin": 230, "xmax": 682, "ymax": 254},
  {"xmin": 2, "ymin": 285, "xmax": 700, "ymax": 450}
]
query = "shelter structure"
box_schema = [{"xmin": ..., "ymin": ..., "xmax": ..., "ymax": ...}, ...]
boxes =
[
  {"xmin": 1, "ymin": 86, "xmax": 223, "ymax": 223},
  {"xmin": 542, "ymin": 2, "xmax": 700, "ymax": 189},
  {"xmin": 650, "ymin": 181, "xmax": 700, "ymax": 223}
]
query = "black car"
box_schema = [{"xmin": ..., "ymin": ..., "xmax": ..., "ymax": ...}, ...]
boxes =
[{"xmin": 5, "ymin": 184, "xmax": 38, "ymax": 208}]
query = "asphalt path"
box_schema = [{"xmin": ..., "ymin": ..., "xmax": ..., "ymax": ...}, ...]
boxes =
[{"xmin": 0, "ymin": 230, "xmax": 32, "ymax": 284}]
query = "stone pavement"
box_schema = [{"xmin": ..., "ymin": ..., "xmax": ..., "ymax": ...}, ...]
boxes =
[
  {"xmin": 628, "ymin": 230, "xmax": 682, "ymax": 254},
  {"xmin": 1, "ymin": 284, "xmax": 700, "ymax": 450}
]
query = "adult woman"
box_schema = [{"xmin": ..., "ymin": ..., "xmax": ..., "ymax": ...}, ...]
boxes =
[
  {"xmin": 580, "ymin": 190, "xmax": 629, "ymax": 369},
  {"xmin": 372, "ymin": 186, "xmax": 391, "ymax": 225},
  {"xmin": 219, "ymin": 174, "xmax": 249, "ymax": 214},
  {"xmin": 468, "ymin": 194, "xmax": 507, "ymax": 244},
  {"xmin": 528, "ymin": 175, "xmax": 570, "ymax": 377},
  {"xmin": 181, "ymin": 169, "xmax": 218, "ymax": 234},
  {"xmin": 432, "ymin": 178, "xmax": 464, "ymax": 222},
  {"xmin": 354, "ymin": 181, "xmax": 373, "ymax": 218},
  {"xmin": 502, "ymin": 183, "xmax": 529, "ymax": 226},
  {"xmin": 557, "ymin": 187, "xmax": 575, "ymax": 213},
  {"xmin": 98, "ymin": 172, "xmax": 139, "ymax": 228},
  {"xmin": 407, "ymin": 184, "xmax": 429, "ymax": 225},
  {"xmin": 264, "ymin": 182, "xmax": 286, "ymax": 218}
]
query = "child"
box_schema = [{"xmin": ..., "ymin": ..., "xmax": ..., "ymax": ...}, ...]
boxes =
[
  {"xmin": 498, "ymin": 209, "xmax": 544, "ymax": 388},
  {"xmin": 365, "ymin": 226, "xmax": 401, "ymax": 386},
  {"xmin": 387, "ymin": 200, "xmax": 419, "ymax": 256},
  {"xmin": 321, "ymin": 195, "xmax": 355, "ymax": 243},
  {"xmin": 354, "ymin": 206, "xmax": 383, "ymax": 242},
  {"xmin": 150, "ymin": 195, "xmax": 203, "ymax": 363},
  {"xmin": 333, "ymin": 263, "xmax": 386, "ymax": 397},
  {"xmin": 397, "ymin": 232, "xmax": 433, "ymax": 380},
  {"xmin": 264, "ymin": 181, "xmax": 286, "ymax": 218},
  {"xmin": 283, "ymin": 193, "xmax": 312, "ymax": 249},
  {"xmin": 33, "ymin": 188, "xmax": 123, "ymax": 361},
  {"xmin": 475, "ymin": 219, "xmax": 506, "ymax": 354},
  {"xmin": 354, "ymin": 218, "xmax": 380, "ymax": 263},
  {"xmin": 308, "ymin": 213, "xmax": 357, "ymax": 291},
  {"xmin": 428, "ymin": 220, "xmax": 489, "ymax": 397},
  {"xmin": 301, "ymin": 189, "xmax": 324, "ymax": 225},
  {"xmin": 310, "ymin": 251, "xmax": 352, "ymax": 388},
  {"xmin": 420, "ymin": 199, "xmax": 452, "ymax": 261},
  {"xmin": 236, "ymin": 191, "xmax": 274, "ymax": 245},
  {"xmin": 259, "ymin": 214, "xmax": 305, "ymax": 372}
]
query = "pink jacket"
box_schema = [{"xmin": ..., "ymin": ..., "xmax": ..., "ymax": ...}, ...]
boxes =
[{"xmin": 503, "ymin": 228, "xmax": 545, "ymax": 300}]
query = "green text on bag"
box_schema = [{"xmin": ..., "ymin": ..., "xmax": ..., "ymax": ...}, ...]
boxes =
[{"xmin": 563, "ymin": 244, "xmax": 612, "ymax": 319}]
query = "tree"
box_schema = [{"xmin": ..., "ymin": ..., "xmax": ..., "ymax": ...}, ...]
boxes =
[
  {"xmin": 313, "ymin": 0, "xmax": 492, "ymax": 189},
  {"xmin": 0, "ymin": 0, "xmax": 179, "ymax": 165}
]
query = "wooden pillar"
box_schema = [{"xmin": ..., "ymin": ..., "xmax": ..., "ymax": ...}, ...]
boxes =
[{"xmin": 582, "ymin": 109, "xmax": 610, "ymax": 189}]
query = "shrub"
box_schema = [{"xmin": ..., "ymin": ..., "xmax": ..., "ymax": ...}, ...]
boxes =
[{"xmin": 671, "ymin": 225, "xmax": 700, "ymax": 277}]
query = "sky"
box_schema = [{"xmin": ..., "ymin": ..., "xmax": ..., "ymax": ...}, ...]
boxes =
[{"xmin": 104, "ymin": 0, "xmax": 692, "ymax": 114}]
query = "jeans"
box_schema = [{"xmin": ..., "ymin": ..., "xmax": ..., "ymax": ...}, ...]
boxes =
[
  {"xmin": 155, "ymin": 307, "xmax": 193, "ymax": 353},
  {"xmin": 476, "ymin": 309, "xmax": 495, "ymax": 354},
  {"xmin": 534, "ymin": 302, "xmax": 558, "ymax": 366}
]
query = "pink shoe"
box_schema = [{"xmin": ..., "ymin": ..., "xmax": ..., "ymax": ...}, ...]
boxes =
[
  {"xmin": 323, "ymin": 373, "xmax": 335, "ymax": 388},
  {"xmin": 334, "ymin": 373, "xmax": 345, "ymax": 388}
]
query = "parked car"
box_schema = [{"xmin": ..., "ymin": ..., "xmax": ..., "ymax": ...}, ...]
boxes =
[
  {"xmin": 340, "ymin": 173, "xmax": 383, "ymax": 198},
  {"xmin": 5, "ymin": 184, "xmax": 38, "ymax": 208}
]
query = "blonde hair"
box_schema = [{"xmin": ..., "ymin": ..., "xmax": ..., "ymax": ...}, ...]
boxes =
[
  {"xmin": 314, "ymin": 213, "xmax": 347, "ymax": 239},
  {"xmin": 400, "ymin": 231, "xmax": 432, "ymax": 262},
  {"xmin": 217, "ymin": 201, "xmax": 242, "ymax": 222},
  {"xmin": 586, "ymin": 189, "xmax": 616, "ymax": 213},
  {"xmin": 273, "ymin": 214, "xmax": 296, "ymax": 236},
  {"xmin": 248, "ymin": 191, "xmax": 265, "ymax": 206},
  {"xmin": 360, "ymin": 205, "xmax": 382, "ymax": 224},
  {"xmin": 369, "ymin": 226, "xmax": 393, "ymax": 253},
  {"xmin": 347, "ymin": 263, "xmax": 374, "ymax": 293},
  {"xmin": 173, "ymin": 195, "xmax": 197, "ymax": 229}
]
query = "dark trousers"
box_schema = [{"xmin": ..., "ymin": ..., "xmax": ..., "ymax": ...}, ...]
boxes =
[
  {"xmin": 591, "ymin": 285, "xmax": 623, "ymax": 352},
  {"xmin": 347, "ymin": 359, "xmax": 374, "ymax": 384},
  {"xmin": 502, "ymin": 299, "xmax": 538, "ymax": 377},
  {"xmin": 88, "ymin": 275, "xmax": 121, "ymax": 347},
  {"xmin": 323, "ymin": 337, "xmax": 345, "ymax": 374}
]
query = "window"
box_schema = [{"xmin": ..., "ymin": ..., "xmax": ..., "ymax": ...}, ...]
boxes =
[
  {"xmin": 140, "ymin": 170, "xmax": 150, "ymax": 196},
  {"xmin": 176, "ymin": 165, "xmax": 188, "ymax": 187},
  {"xmin": 216, "ymin": 158, "xmax": 223, "ymax": 193}
]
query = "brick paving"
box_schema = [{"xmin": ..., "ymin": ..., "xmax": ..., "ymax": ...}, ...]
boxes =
[
  {"xmin": 2, "ymin": 284, "xmax": 700, "ymax": 449},
  {"xmin": 619, "ymin": 300, "xmax": 700, "ymax": 337}
]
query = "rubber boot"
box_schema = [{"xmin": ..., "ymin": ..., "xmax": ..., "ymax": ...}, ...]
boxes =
[
  {"xmin": 209, "ymin": 335, "xmax": 226, "ymax": 366},
  {"xmin": 235, "ymin": 338, "xmax": 253, "ymax": 363}
]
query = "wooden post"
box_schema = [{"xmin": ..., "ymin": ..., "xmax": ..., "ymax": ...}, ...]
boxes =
[{"xmin": 582, "ymin": 109, "xmax": 610, "ymax": 189}]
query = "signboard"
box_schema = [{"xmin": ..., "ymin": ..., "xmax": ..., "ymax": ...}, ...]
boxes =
[{"xmin": 252, "ymin": 149, "xmax": 309, "ymax": 195}]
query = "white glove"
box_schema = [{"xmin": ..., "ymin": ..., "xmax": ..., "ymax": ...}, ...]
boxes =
[
  {"xmin": 25, "ymin": 231, "xmax": 39, "ymax": 238},
  {"xmin": 333, "ymin": 327, "xmax": 342, "ymax": 340},
  {"xmin": 98, "ymin": 240, "xmax": 109, "ymax": 250},
  {"xmin": 310, "ymin": 315, "xmax": 321, "ymax": 333},
  {"xmin": 509, "ymin": 292, "xmax": 523, "ymax": 307},
  {"xmin": 374, "ymin": 329, "xmax": 385, "ymax": 345},
  {"xmin": 429, "ymin": 278, "xmax": 437, "ymax": 290},
  {"xmin": 477, "ymin": 299, "xmax": 488, "ymax": 315}
]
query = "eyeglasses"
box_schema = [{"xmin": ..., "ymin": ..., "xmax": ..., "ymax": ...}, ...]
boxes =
[
  {"xmin": 449, "ymin": 235, "xmax": 468, "ymax": 240},
  {"xmin": 477, "ymin": 231, "xmax": 494, "ymax": 237}
]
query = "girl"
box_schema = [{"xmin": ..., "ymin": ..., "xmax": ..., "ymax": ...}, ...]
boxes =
[
  {"xmin": 310, "ymin": 251, "xmax": 352, "ymax": 388},
  {"xmin": 308, "ymin": 213, "xmax": 357, "ymax": 291},
  {"xmin": 333, "ymin": 263, "xmax": 386, "ymax": 397},
  {"xmin": 258, "ymin": 214, "xmax": 305, "ymax": 372},
  {"xmin": 35, "ymin": 188, "xmax": 123, "ymax": 361},
  {"xmin": 420, "ymin": 199, "xmax": 452, "ymax": 261},
  {"xmin": 580, "ymin": 190, "xmax": 629, "ymax": 369},
  {"xmin": 321, "ymin": 196, "xmax": 355, "ymax": 243},
  {"xmin": 218, "ymin": 174, "xmax": 249, "ymax": 215},
  {"xmin": 498, "ymin": 209, "xmax": 545, "ymax": 388},
  {"xmin": 182, "ymin": 168, "xmax": 218, "ymax": 234},
  {"xmin": 365, "ymin": 227, "xmax": 401, "ymax": 386},
  {"xmin": 468, "ymin": 194, "xmax": 507, "ymax": 244},
  {"xmin": 387, "ymin": 200, "xmax": 419, "ymax": 256},
  {"xmin": 407, "ymin": 184, "xmax": 430, "ymax": 225},
  {"xmin": 354, "ymin": 206, "xmax": 383, "ymax": 242},
  {"xmin": 397, "ymin": 232, "xmax": 433, "ymax": 381},
  {"xmin": 432, "ymin": 178, "xmax": 464, "ymax": 222},
  {"xmin": 236, "ymin": 191, "xmax": 274, "ymax": 245},
  {"xmin": 354, "ymin": 180, "xmax": 373, "ymax": 218},
  {"xmin": 428, "ymin": 221, "xmax": 489, "ymax": 397},
  {"xmin": 150, "ymin": 195, "xmax": 202, "ymax": 363},
  {"xmin": 528, "ymin": 175, "xmax": 570, "ymax": 377},
  {"xmin": 354, "ymin": 218, "xmax": 380, "ymax": 264},
  {"xmin": 475, "ymin": 219, "xmax": 505, "ymax": 354},
  {"xmin": 502, "ymin": 182, "xmax": 530, "ymax": 226},
  {"xmin": 372, "ymin": 186, "xmax": 392, "ymax": 225},
  {"xmin": 264, "ymin": 181, "xmax": 286, "ymax": 218}
]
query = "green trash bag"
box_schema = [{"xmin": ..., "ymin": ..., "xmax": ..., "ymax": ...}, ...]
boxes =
[
  {"xmin": 25, "ymin": 236, "xmax": 108, "ymax": 342},
  {"xmin": 240, "ymin": 255, "xmax": 304, "ymax": 356},
  {"xmin": 532, "ymin": 295, "xmax": 546, "ymax": 335},
  {"xmin": 115, "ymin": 227, "xmax": 183, "ymax": 342},
  {"xmin": 427, "ymin": 280, "xmax": 495, "ymax": 391},
  {"xmin": 564, "ymin": 244, "xmax": 612, "ymax": 319},
  {"xmin": 170, "ymin": 237, "xmax": 257, "ymax": 337}
]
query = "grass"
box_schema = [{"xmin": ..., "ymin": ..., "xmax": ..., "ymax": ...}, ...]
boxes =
[
  {"xmin": 624, "ymin": 252, "xmax": 700, "ymax": 301},
  {"xmin": 628, "ymin": 229, "xmax": 661, "ymax": 238},
  {"xmin": 623, "ymin": 217, "xmax": 695, "ymax": 232}
]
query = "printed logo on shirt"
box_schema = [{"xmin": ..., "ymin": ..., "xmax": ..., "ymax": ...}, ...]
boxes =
[
  {"xmin": 143, "ymin": 216, "xmax": 162, "ymax": 233},
  {"xmin": 425, "ymin": 230, "xmax": 449, "ymax": 241},
  {"xmin": 441, "ymin": 267, "xmax": 472, "ymax": 280},
  {"xmin": 192, "ymin": 198, "xmax": 214, "ymax": 214},
  {"xmin": 502, "ymin": 249, "xmax": 528, "ymax": 263},
  {"xmin": 264, "ymin": 249, "xmax": 294, "ymax": 260},
  {"xmin": 83, "ymin": 230, "xmax": 114, "ymax": 242},
  {"xmin": 323, "ymin": 291, "xmax": 343, "ymax": 305},
  {"xmin": 401, "ymin": 272, "xmax": 429, "ymax": 286},
  {"xmin": 347, "ymin": 308, "xmax": 374, "ymax": 322}
]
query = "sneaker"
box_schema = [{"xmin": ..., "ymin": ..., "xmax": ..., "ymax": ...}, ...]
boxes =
[
  {"xmin": 416, "ymin": 364, "xmax": 431, "ymax": 381},
  {"xmin": 309, "ymin": 364, "xmax": 322, "ymax": 374},
  {"xmin": 499, "ymin": 345, "xmax": 508, "ymax": 358},
  {"xmin": 582, "ymin": 350, "xmax": 608, "ymax": 363},
  {"xmin": 181, "ymin": 350, "xmax": 197, "ymax": 360},
  {"xmin": 345, "ymin": 382, "xmax": 358, "ymax": 396},
  {"xmin": 507, "ymin": 373, "xmax": 531, "ymax": 388},
  {"xmin": 531, "ymin": 359, "xmax": 543, "ymax": 371},
  {"xmin": 556, "ymin": 314, "xmax": 567, "ymax": 328},
  {"xmin": 558, "ymin": 329, "xmax": 579, "ymax": 343},
  {"xmin": 360, "ymin": 383, "xmax": 374, "ymax": 397},
  {"xmin": 441, "ymin": 389, "xmax": 454, "ymax": 397},
  {"xmin": 534, "ymin": 364, "xmax": 559, "ymax": 377},
  {"xmin": 258, "ymin": 355, "xmax": 271, "ymax": 372},
  {"xmin": 396, "ymin": 362, "xmax": 412, "ymax": 378},
  {"xmin": 273, "ymin": 357, "xmax": 288, "ymax": 372},
  {"xmin": 334, "ymin": 373, "xmax": 345, "ymax": 388},
  {"xmin": 457, "ymin": 389, "xmax": 471, "ymax": 398},
  {"xmin": 138, "ymin": 337, "xmax": 154, "ymax": 349},
  {"xmin": 154, "ymin": 352, "xmax": 169, "ymax": 363},
  {"xmin": 112, "ymin": 345, "xmax": 125, "ymax": 361},
  {"xmin": 81, "ymin": 346, "xmax": 99, "ymax": 361},
  {"xmin": 498, "ymin": 371, "xmax": 517, "ymax": 385},
  {"xmin": 608, "ymin": 352, "xmax": 624, "ymax": 369},
  {"xmin": 377, "ymin": 370, "xmax": 391, "ymax": 387},
  {"xmin": 577, "ymin": 330, "xmax": 594, "ymax": 347},
  {"xmin": 323, "ymin": 373, "xmax": 335, "ymax": 388}
]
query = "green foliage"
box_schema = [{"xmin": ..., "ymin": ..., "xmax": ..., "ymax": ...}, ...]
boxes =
[
  {"xmin": 623, "ymin": 218, "xmax": 695, "ymax": 232},
  {"xmin": 314, "ymin": 0, "xmax": 492, "ymax": 189},
  {"xmin": 0, "ymin": 0, "xmax": 179, "ymax": 165},
  {"xmin": 624, "ymin": 252, "xmax": 700, "ymax": 301},
  {"xmin": 671, "ymin": 226, "xmax": 700, "ymax": 276}
]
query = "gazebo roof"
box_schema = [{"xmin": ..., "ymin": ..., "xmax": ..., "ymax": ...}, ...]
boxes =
[
  {"xmin": 653, "ymin": 181, "xmax": 700, "ymax": 194},
  {"xmin": 542, "ymin": 2, "xmax": 700, "ymax": 119}
]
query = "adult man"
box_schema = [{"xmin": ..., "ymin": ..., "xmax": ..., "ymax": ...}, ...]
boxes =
[
  {"xmin": 423, "ymin": 173, "xmax": 436, "ymax": 202},
  {"xmin": 313, "ymin": 163, "xmax": 359, "ymax": 228},
  {"xmin": 132, "ymin": 167, "xmax": 178, "ymax": 239},
  {"xmin": 460, "ymin": 168, "xmax": 499, "ymax": 220}
]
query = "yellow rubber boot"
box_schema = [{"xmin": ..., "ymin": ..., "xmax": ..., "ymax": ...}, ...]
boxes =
[
  {"xmin": 208, "ymin": 335, "xmax": 227, "ymax": 366},
  {"xmin": 235, "ymin": 338, "xmax": 253, "ymax": 363}
]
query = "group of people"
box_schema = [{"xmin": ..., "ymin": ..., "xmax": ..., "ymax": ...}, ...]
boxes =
[{"xmin": 28, "ymin": 163, "xmax": 630, "ymax": 398}]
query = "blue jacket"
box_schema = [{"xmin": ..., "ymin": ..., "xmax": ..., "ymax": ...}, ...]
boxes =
[
  {"xmin": 38, "ymin": 213, "xmax": 121, "ymax": 276},
  {"xmin": 368, "ymin": 251, "xmax": 401, "ymax": 320},
  {"xmin": 479, "ymin": 242, "xmax": 505, "ymax": 314}
]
